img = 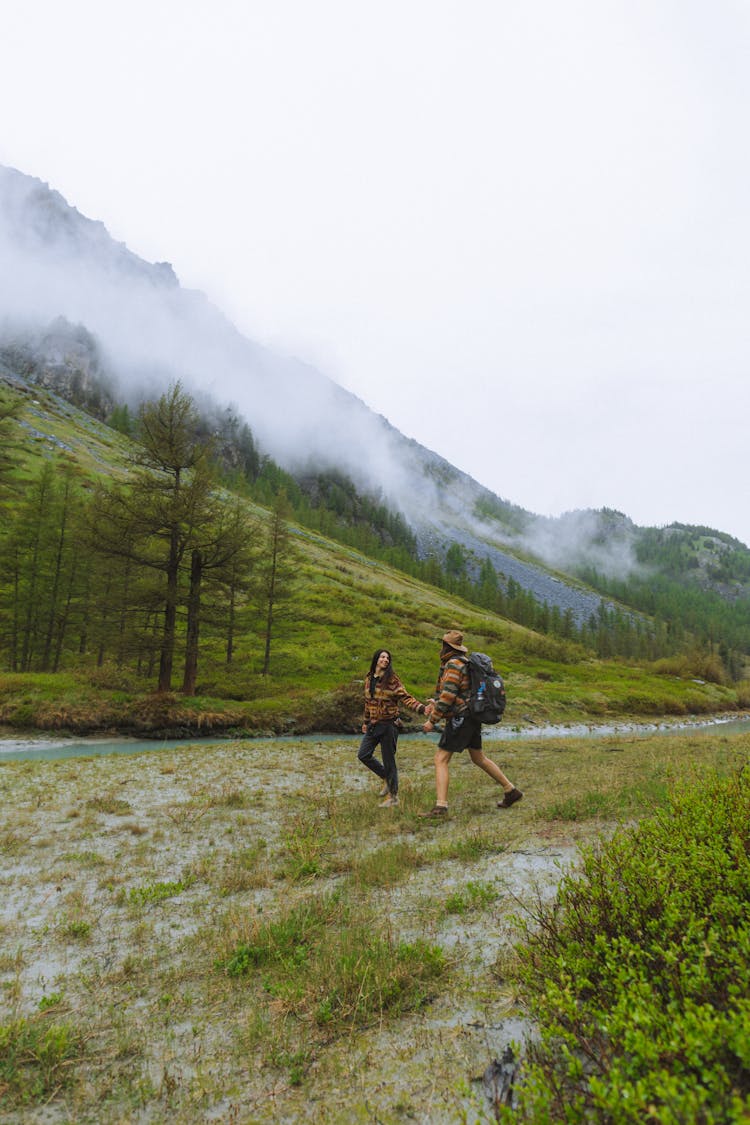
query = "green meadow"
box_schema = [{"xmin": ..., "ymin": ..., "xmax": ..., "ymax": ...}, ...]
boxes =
[{"xmin": 0, "ymin": 525, "xmax": 742, "ymax": 736}]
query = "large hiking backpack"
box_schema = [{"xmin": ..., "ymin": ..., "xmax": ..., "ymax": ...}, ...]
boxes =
[{"xmin": 465, "ymin": 652, "xmax": 506, "ymax": 724}]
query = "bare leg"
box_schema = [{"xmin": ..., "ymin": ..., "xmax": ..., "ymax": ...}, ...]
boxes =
[
  {"xmin": 435, "ymin": 748, "xmax": 451, "ymax": 805},
  {"xmin": 468, "ymin": 748, "xmax": 513, "ymax": 792}
]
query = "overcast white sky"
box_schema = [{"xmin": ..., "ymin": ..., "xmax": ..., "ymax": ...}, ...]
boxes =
[{"xmin": 2, "ymin": 0, "xmax": 750, "ymax": 544}]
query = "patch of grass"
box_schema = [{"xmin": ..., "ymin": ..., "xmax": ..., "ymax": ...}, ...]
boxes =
[
  {"xmin": 59, "ymin": 918, "xmax": 92, "ymax": 942},
  {"xmin": 0, "ymin": 949, "xmax": 24, "ymax": 974},
  {"xmin": 60, "ymin": 850, "xmax": 107, "ymax": 866},
  {"xmin": 444, "ymin": 880, "xmax": 498, "ymax": 915},
  {"xmin": 0, "ymin": 1013, "xmax": 84, "ymax": 1107},
  {"xmin": 38, "ymin": 992, "xmax": 64, "ymax": 1011},
  {"xmin": 214, "ymin": 842, "xmax": 272, "ymax": 895},
  {"xmin": 209, "ymin": 784, "xmax": 248, "ymax": 808},
  {"xmin": 127, "ymin": 878, "xmax": 195, "ymax": 907},
  {"xmin": 163, "ymin": 800, "xmax": 210, "ymax": 828},
  {"xmin": 350, "ymin": 839, "xmax": 425, "ymax": 887},
  {"xmin": 268, "ymin": 1046, "xmax": 313, "ymax": 1087},
  {"xmin": 218, "ymin": 891, "xmax": 447, "ymax": 1035},
  {"xmin": 0, "ymin": 830, "xmax": 30, "ymax": 855},
  {"xmin": 279, "ymin": 812, "xmax": 334, "ymax": 881},
  {"xmin": 431, "ymin": 831, "xmax": 505, "ymax": 863},
  {"xmin": 542, "ymin": 770, "xmax": 671, "ymax": 822},
  {"xmin": 85, "ymin": 795, "xmax": 132, "ymax": 816}
]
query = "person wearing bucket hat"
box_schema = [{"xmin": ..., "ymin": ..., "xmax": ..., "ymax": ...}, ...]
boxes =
[{"xmin": 419, "ymin": 629, "xmax": 522, "ymax": 819}]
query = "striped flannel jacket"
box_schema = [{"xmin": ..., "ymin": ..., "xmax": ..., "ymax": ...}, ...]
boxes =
[
  {"xmin": 363, "ymin": 673, "xmax": 426, "ymax": 726},
  {"xmin": 431, "ymin": 655, "xmax": 470, "ymax": 720}
]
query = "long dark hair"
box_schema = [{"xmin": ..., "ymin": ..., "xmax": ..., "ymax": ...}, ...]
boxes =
[{"xmin": 368, "ymin": 649, "xmax": 394, "ymax": 695}]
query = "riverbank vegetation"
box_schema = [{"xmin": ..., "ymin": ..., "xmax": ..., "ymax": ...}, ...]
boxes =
[
  {"xmin": 1, "ymin": 727, "xmax": 747, "ymax": 1122},
  {"xmin": 505, "ymin": 764, "xmax": 750, "ymax": 1123}
]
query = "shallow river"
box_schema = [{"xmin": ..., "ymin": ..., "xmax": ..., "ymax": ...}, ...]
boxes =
[{"xmin": 1, "ymin": 714, "xmax": 749, "ymax": 762}]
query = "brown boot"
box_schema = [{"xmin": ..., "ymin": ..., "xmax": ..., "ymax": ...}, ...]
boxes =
[{"xmin": 418, "ymin": 805, "xmax": 448, "ymax": 819}]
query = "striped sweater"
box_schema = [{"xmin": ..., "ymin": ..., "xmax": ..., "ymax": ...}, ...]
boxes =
[
  {"xmin": 431, "ymin": 655, "xmax": 470, "ymax": 720},
  {"xmin": 363, "ymin": 673, "xmax": 426, "ymax": 726}
]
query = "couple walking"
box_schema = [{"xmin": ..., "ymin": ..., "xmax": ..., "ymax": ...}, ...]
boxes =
[{"xmin": 357, "ymin": 629, "xmax": 522, "ymax": 817}]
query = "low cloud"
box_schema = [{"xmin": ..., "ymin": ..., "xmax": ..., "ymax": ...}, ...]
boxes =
[
  {"xmin": 0, "ymin": 165, "xmax": 447, "ymax": 516},
  {"xmin": 516, "ymin": 509, "xmax": 641, "ymax": 580},
  {"xmin": 0, "ymin": 164, "xmax": 644, "ymax": 598}
]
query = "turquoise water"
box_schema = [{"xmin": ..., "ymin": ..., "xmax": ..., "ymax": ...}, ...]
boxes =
[
  {"xmin": 0, "ymin": 735, "xmax": 227, "ymax": 762},
  {"xmin": 0, "ymin": 715, "xmax": 748, "ymax": 762}
]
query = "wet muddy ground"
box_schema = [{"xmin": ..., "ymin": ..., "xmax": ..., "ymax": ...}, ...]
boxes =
[{"xmin": 0, "ymin": 733, "xmax": 618, "ymax": 1123}]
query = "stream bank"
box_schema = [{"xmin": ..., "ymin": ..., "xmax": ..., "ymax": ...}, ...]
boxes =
[{"xmin": 1, "ymin": 711, "xmax": 748, "ymax": 762}]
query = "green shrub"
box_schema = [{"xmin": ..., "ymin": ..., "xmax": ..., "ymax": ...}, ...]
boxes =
[{"xmin": 506, "ymin": 767, "xmax": 750, "ymax": 1123}]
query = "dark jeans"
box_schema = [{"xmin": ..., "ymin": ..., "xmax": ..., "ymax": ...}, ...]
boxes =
[{"xmin": 357, "ymin": 720, "xmax": 399, "ymax": 795}]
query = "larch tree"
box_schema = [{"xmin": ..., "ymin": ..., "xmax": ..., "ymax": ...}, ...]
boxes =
[
  {"xmin": 89, "ymin": 382, "xmax": 217, "ymax": 691},
  {"xmin": 0, "ymin": 388, "xmax": 22, "ymax": 502},
  {"xmin": 181, "ymin": 497, "xmax": 259, "ymax": 695},
  {"xmin": 258, "ymin": 489, "xmax": 298, "ymax": 676}
]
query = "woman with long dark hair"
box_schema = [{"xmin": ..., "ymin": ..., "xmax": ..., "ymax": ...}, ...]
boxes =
[{"xmin": 358, "ymin": 648, "xmax": 428, "ymax": 807}]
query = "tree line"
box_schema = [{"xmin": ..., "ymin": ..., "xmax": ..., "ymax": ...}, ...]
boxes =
[
  {"xmin": 2, "ymin": 376, "xmax": 742, "ymax": 689},
  {"xmin": 0, "ymin": 384, "xmax": 297, "ymax": 690}
]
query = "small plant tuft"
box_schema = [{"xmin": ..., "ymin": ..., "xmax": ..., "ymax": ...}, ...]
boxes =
[
  {"xmin": 0, "ymin": 1013, "xmax": 83, "ymax": 1106},
  {"xmin": 85, "ymin": 795, "xmax": 132, "ymax": 815},
  {"xmin": 444, "ymin": 880, "xmax": 498, "ymax": 915},
  {"xmin": 128, "ymin": 878, "xmax": 194, "ymax": 907}
]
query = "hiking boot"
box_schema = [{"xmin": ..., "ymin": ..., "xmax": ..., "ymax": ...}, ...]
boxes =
[
  {"xmin": 418, "ymin": 805, "xmax": 448, "ymax": 819},
  {"xmin": 378, "ymin": 783, "xmax": 390, "ymax": 798},
  {"xmin": 497, "ymin": 787, "xmax": 523, "ymax": 809},
  {"xmin": 379, "ymin": 794, "xmax": 399, "ymax": 807}
]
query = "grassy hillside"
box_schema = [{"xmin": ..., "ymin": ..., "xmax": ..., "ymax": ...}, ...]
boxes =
[{"xmin": 0, "ymin": 373, "xmax": 746, "ymax": 734}]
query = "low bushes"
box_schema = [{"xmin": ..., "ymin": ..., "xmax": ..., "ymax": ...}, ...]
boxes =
[{"xmin": 507, "ymin": 767, "xmax": 750, "ymax": 1123}]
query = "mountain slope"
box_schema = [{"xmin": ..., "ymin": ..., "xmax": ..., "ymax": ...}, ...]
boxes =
[
  {"xmin": 2, "ymin": 163, "xmax": 749, "ymax": 650},
  {"xmin": 0, "ymin": 165, "xmax": 627, "ymax": 626}
]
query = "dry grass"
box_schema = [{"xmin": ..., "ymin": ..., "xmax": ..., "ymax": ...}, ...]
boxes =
[{"xmin": 0, "ymin": 727, "xmax": 747, "ymax": 1123}]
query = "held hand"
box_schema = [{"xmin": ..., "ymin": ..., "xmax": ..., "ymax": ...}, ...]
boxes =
[
  {"xmin": 422, "ymin": 720, "xmax": 435, "ymax": 733},
  {"xmin": 361, "ymin": 724, "xmax": 368, "ymax": 734}
]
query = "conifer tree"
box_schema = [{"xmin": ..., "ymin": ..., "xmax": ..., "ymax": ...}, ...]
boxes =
[
  {"xmin": 90, "ymin": 382, "xmax": 217, "ymax": 691},
  {"xmin": 0, "ymin": 388, "xmax": 22, "ymax": 502},
  {"xmin": 258, "ymin": 490, "xmax": 297, "ymax": 676},
  {"xmin": 181, "ymin": 498, "xmax": 258, "ymax": 694}
]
